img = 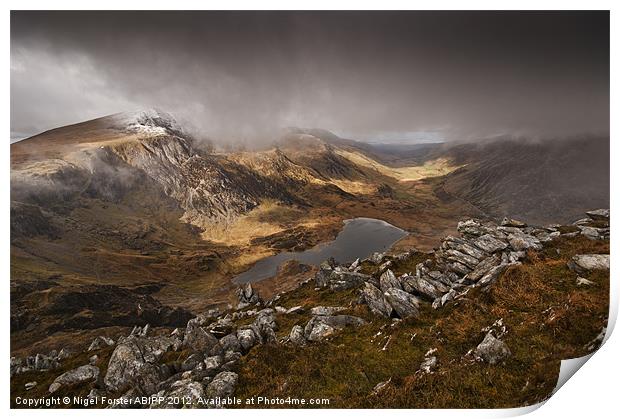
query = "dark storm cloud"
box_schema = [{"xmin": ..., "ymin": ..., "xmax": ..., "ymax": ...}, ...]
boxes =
[{"xmin": 10, "ymin": 11, "xmax": 609, "ymax": 143}]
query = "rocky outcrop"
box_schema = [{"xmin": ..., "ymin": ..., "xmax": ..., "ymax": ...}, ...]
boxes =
[
  {"xmin": 182, "ymin": 316, "xmax": 219, "ymax": 353},
  {"xmin": 8, "ymin": 208, "xmax": 608, "ymax": 409},
  {"xmin": 314, "ymin": 259, "xmax": 371, "ymax": 290},
  {"xmin": 236, "ymin": 283, "xmax": 261, "ymax": 309},
  {"xmin": 585, "ymin": 208, "xmax": 609, "ymax": 222},
  {"xmin": 252, "ymin": 309, "xmax": 278, "ymax": 343},
  {"xmin": 379, "ymin": 269, "xmax": 401, "ymax": 292},
  {"xmin": 104, "ymin": 335, "xmax": 180, "ymax": 394},
  {"xmin": 11, "ymin": 351, "xmax": 63, "ymax": 376}
]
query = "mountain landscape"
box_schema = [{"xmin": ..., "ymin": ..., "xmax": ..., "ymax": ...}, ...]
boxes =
[
  {"xmin": 8, "ymin": 9, "xmax": 613, "ymax": 412},
  {"xmin": 10, "ymin": 110, "xmax": 610, "ymax": 408}
]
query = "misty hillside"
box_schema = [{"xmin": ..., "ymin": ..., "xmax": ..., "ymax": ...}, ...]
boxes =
[
  {"xmin": 303, "ymin": 130, "xmax": 609, "ymax": 225},
  {"xmin": 437, "ymin": 137, "xmax": 610, "ymax": 224}
]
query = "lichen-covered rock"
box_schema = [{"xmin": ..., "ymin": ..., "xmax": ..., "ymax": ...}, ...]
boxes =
[
  {"xmin": 507, "ymin": 233, "xmax": 542, "ymax": 251},
  {"xmin": 206, "ymin": 371, "xmax": 238, "ymax": 399},
  {"xmin": 442, "ymin": 236, "xmax": 487, "ymax": 260},
  {"xmin": 49, "ymin": 365, "xmax": 99, "ymax": 393},
  {"xmin": 360, "ymin": 282, "xmax": 392, "ymax": 317},
  {"xmin": 586, "ymin": 209, "xmax": 609, "ymax": 222},
  {"xmin": 236, "ymin": 328, "xmax": 258, "ymax": 352},
  {"xmin": 150, "ymin": 379, "xmax": 205, "ymax": 408},
  {"xmin": 473, "ymin": 234, "xmax": 508, "ymax": 253},
  {"xmin": 181, "ymin": 353, "xmax": 203, "ymax": 372},
  {"xmin": 252, "ymin": 309, "xmax": 277, "ymax": 343},
  {"xmin": 304, "ymin": 315, "xmax": 366, "ymax": 341},
  {"xmin": 476, "ymin": 264, "xmax": 509, "ymax": 288},
  {"xmin": 289, "ymin": 325, "xmax": 306, "ymax": 345},
  {"xmin": 383, "ymin": 288, "xmax": 420, "ymax": 319},
  {"xmin": 236, "ymin": 282, "xmax": 261, "ymax": 307},
  {"xmin": 219, "ymin": 333, "xmax": 241, "ymax": 353},
  {"xmin": 441, "ymin": 249, "xmax": 480, "ymax": 269},
  {"xmin": 475, "ymin": 332, "xmax": 511, "ymax": 364},
  {"xmin": 379, "ymin": 269, "xmax": 401, "ymax": 292},
  {"xmin": 568, "ymin": 254, "xmax": 610, "ymax": 274},
  {"xmin": 310, "ymin": 306, "xmax": 347, "ymax": 316},
  {"xmin": 208, "ymin": 317, "xmax": 235, "ymax": 338},
  {"xmin": 329, "ymin": 270, "xmax": 371, "ymax": 291},
  {"xmin": 204, "ymin": 355, "xmax": 223, "ymax": 375},
  {"xmin": 182, "ymin": 317, "xmax": 219, "ymax": 353},
  {"xmin": 314, "ymin": 260, "xmax": 335, "ymax": 287},
  {"xmin": 401, "ymin": 274, "xmax": 442, "ymax": 300},
  {"xmin": 457, "ymin": 219, "xmax": 491, "ymax": 237},
  {"xmin": 368, "ymin": 252, "xmax": 385, "ymax": 265},
  {"xmin": 465, "ymin": 254, "xmax": 501, "ymax": 282},
  {"xmin": 579, "ymin": 226, "xmax": 609, "ymax": 240},
  {"xmin": 104, "ymin": 336, "xmax": 177, "ymax": 394}
]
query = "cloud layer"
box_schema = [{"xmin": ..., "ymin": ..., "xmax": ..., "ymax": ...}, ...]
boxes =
[{"xmin": 11, "ymin": 11, "xmax": 609, "ymax": 143}]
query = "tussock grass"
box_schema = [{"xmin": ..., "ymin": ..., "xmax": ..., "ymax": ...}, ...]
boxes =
[{"xmin": 234, "ymin": 235, "xmax": 609, "ymax": 408}]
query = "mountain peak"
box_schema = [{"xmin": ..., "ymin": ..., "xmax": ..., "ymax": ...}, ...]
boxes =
[{"xmin": 109, "ymin": 108, "xmax": 186, "ymax": 137}]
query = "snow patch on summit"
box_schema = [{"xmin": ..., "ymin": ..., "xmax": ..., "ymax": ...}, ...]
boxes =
[{"xmin": 110, "ymin": 109, "xmax": 186, "ymax": 137}]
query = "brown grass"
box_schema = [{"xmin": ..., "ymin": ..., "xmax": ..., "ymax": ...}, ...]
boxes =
[{"xmin": 234, "ymin": 235, "xmax": 609, "ymax": 408}]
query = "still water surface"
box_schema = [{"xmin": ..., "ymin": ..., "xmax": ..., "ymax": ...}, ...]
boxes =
[{"xmin": 233, "ymin": 217, "xmax": 407, "ymax": 284}]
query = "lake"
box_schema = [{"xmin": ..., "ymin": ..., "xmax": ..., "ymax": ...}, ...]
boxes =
[{"xmin": 232, "ymin": 217, "xmax": 408, "ymax": 284}]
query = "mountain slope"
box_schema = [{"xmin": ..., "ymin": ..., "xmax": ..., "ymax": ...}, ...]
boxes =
[{"xmin": 437, "ymin": 137, "xmax": 610, "ymax": 224}]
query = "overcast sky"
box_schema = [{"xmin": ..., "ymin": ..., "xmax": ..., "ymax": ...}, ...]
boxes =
[{"xmin": 10, "ymin": 11, "xmax": 609, "ymax": 143}]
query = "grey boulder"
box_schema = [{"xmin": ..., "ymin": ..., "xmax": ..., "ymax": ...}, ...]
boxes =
[
  {"xmin": 475, "ymin": 332, "xmax": 511, "ymax": 364},
  {"xmin": 310, "ymin": 306, "xmax": 347, "ymax": 316},
  {"xmin": 206, "ymin": 371, "xmax": 238, "ymax": 398},
  {"xmin": 49, "ymin": 365, "xmax": 99, "ymax": 393},
  {"xmin": 289, "ymin": 325, "xmax": 307, "ymax": 345},
  {"xmin": 304, "ymin": 315, "xmax": 366, "ymax": 342},
  {"xmin": 150, "ymin": 379, "xmax": 205, "ymax": 409},
  {"xmin": 236, "ymin": 328, "xmax": 258, "ymax": 352},
  {"xmin": 183, "ymin": 317, "xmax": 219, "ymax": 353},
  {"xmin": 361, "ymin": 282, "xmax": 392, "ymax": 318},
  {"xmin": 383, "ymin": 288, "xmax": 420, "ymax": 319},
  {"xmin": 379, "ymin": 269, "xmax": 401, "ymax": 292},
  {"xmin": 104, "ymin": 336, "xmax": 177, "ymax": 394},
  {"xmin": 568, "ymin": 254, "xmax": 610, "ymax": 275},
  {"xmin": 507, "ymin": 233, "xmax": 542, "ymax": 251}
]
